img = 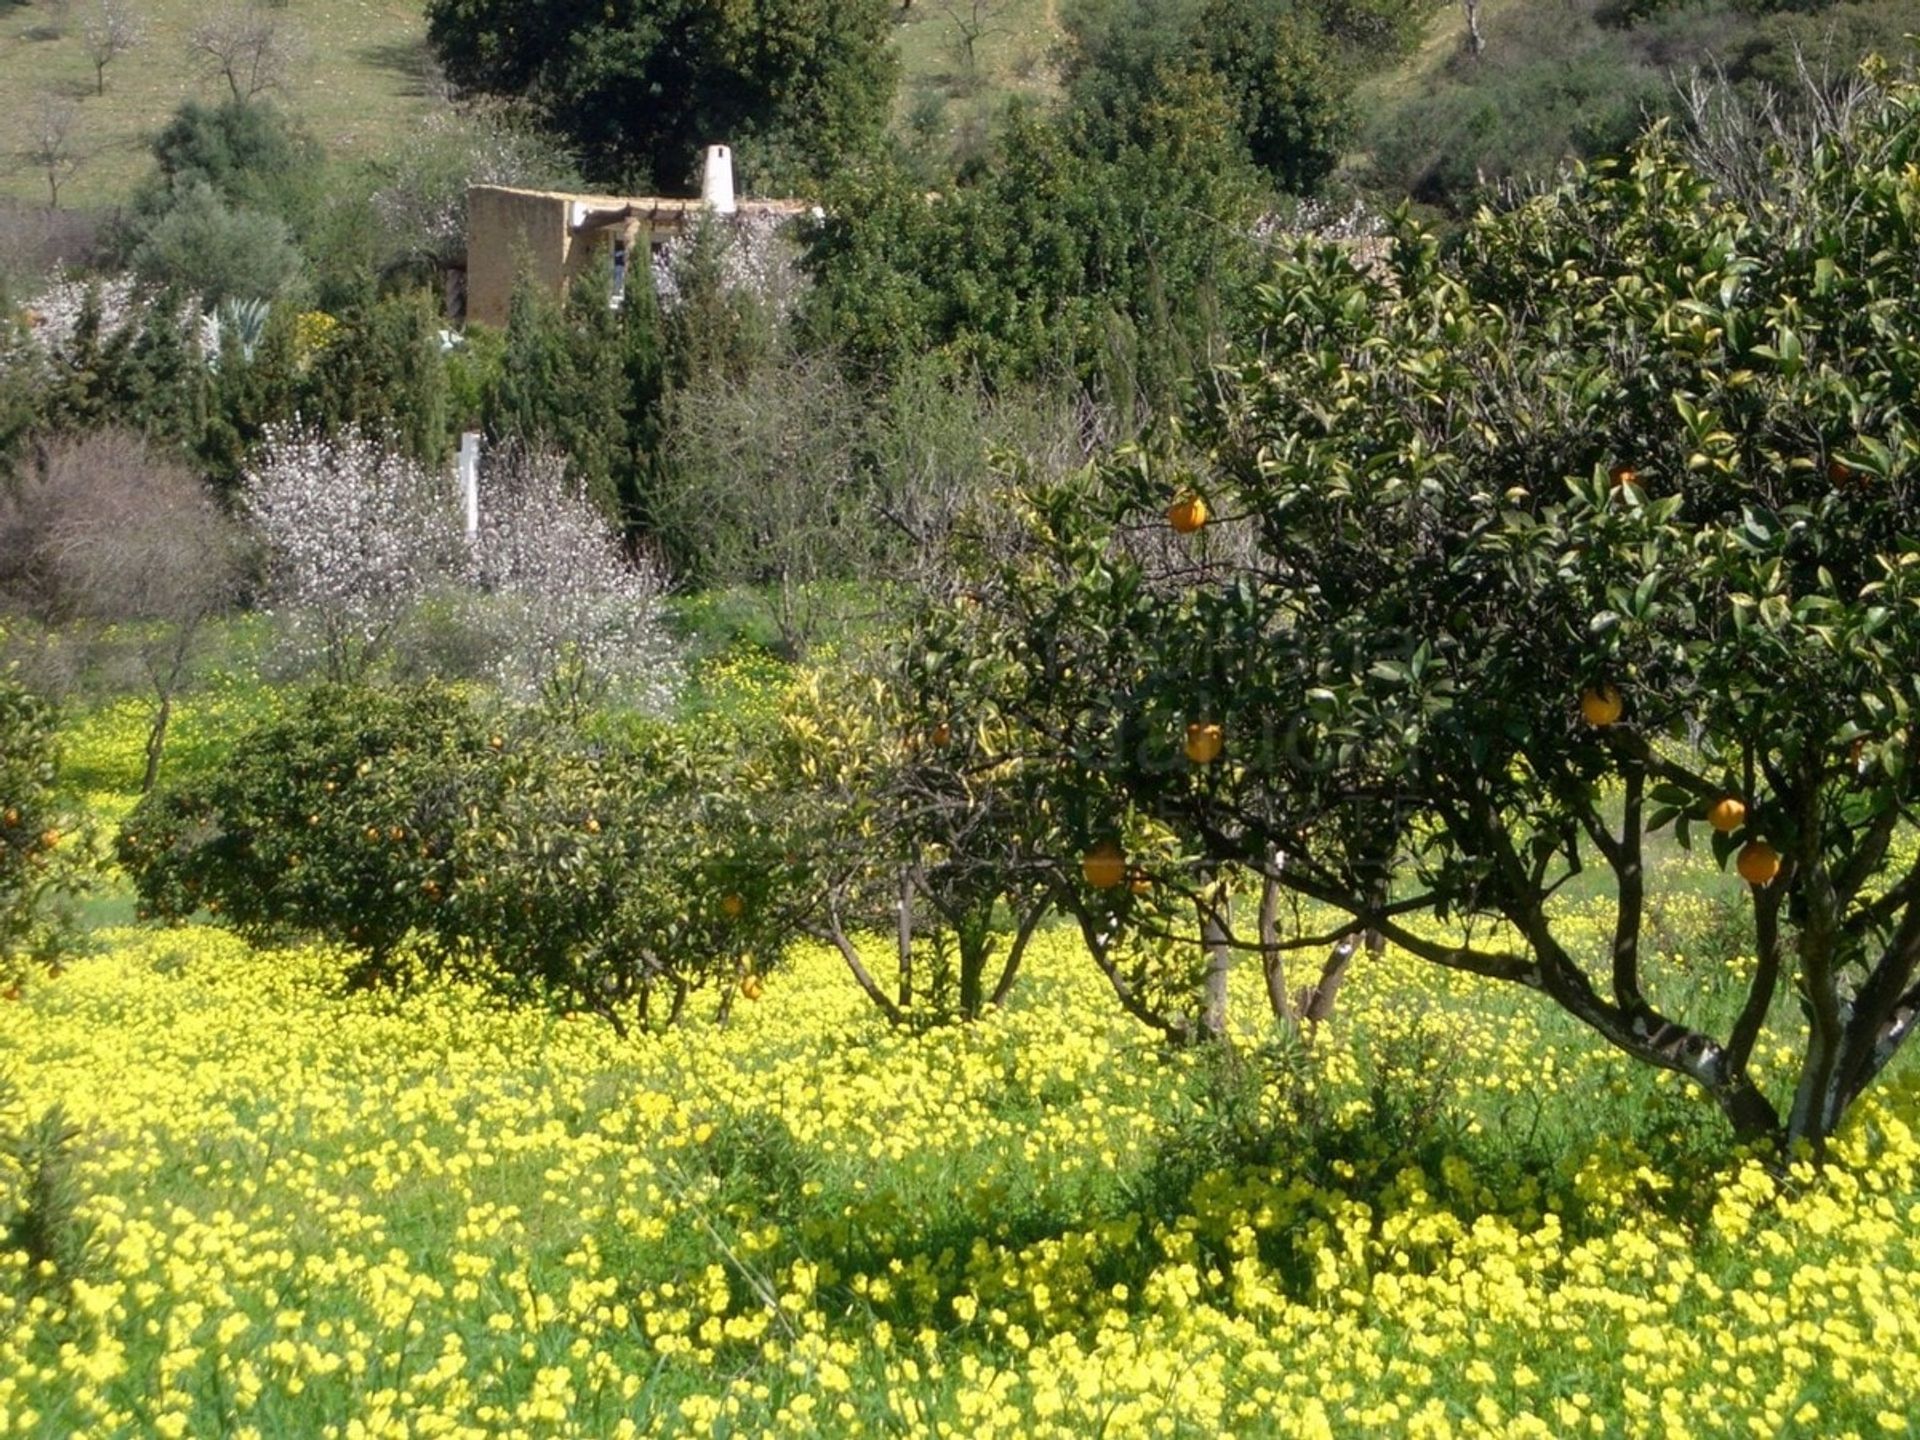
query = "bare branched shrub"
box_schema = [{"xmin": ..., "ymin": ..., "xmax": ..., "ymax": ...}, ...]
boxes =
[
  {"xmin": 20, "ymin": 98, "xmax": 86, "ymax": 212},
  {"xmin": 1676, "ymin": 52, "xmax": 1884, "ymax": 221},
  {"xmin": 243, "ymin": 426, "xmax": 466, "ymax": 681},
  {"xmin": 0, "ymin": 429, "xmax": 245, "ymax": 787}
]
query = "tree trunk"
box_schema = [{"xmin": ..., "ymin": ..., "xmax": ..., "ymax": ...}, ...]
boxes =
[
  {"xmin": 1257, "ymin": 871, "xmax": 1297, "ymax": 1028},
  {"xmin": 1200, "ymin": 899, "xmax": 1231, "ymax": 1042},
  {"xmin": 812, "ymin": 917, "xmax": 907, "ymax": 1025},
  {"xmin": 141, "ymin": 694, "xmax": 172, "ymax": 796},
  {"xmin": 1299, "ymin": 935, "xmax": 1358, "ymax": 1026},
  {"xmin": 988, "ymin": 897, "xmax": 1049, "ymax": 1008},
  {"xmin": 959, "ymin": 926, "xmax": 989, "ymax": 1021},
  {"xmin": 896, "ymin": 867, "xmax": 915, "ymax": 1008}
]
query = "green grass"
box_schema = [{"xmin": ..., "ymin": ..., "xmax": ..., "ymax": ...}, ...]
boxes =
[
  {"xmin": 0, "ymin": 0, "xmax": 1070, "ymax": 216},
  {"xmin": 889, "ymin": 0, "xmax": 1065, "ymax": 168},
  {"xmin": 0, "ymin": 0, "xmax": 438, "ymax": 209}
]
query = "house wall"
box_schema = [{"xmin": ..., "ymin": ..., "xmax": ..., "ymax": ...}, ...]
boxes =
[
  {"xmin": 466, "ymin": 188, "xmax": 573, "ymax": 329},
  {"xmin": 465, "ymin": 183, "xmax": 812, "ymax": 327}
]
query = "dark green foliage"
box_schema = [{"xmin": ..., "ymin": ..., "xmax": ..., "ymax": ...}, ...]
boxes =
[
  {"xmin": 129, "ymin": 100, "xmax": 326, "ymax": 238},
  {"xmin": 300, "ymin": 290, "xmax": 451, "ymax": 468},
  {"xmin": 483, "ymin": 267, "xmax": 664, "ymax": 526},
  {"xmin": 118, "ymin": 684, "xmax": 801, "ymax": 1016},
  {"xmin": 800, "ymin": 94, "xmax": 1262, "ymax": 393},
  {"xmin": 1062, "ymin": 0, "xmax": 1431, "ymax": 194},
  {"xmin": 118, "ymin": 683, "xmax": 489, "ymax": 982},
  {"xmin": 423, "ymin": 0, "xmax": 898, "ymax": 190},
  {"xmin": 191, "ymin": 305, "xmax": 302, "ymax": 498},
  {"xmin": 0, "ymin": 674, "xmax": 82, "ymax": 979}
]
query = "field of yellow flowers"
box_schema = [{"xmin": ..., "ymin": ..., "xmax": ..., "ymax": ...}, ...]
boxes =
[
  {"xmin": 4, "ymin": 685, "xmax": 1920, "ymax": 1438},
  {"xmin": 4, "ymin": 901, "xmax": 1920, "ymax": 1439}
]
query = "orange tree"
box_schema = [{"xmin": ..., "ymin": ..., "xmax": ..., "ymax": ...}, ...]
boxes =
[
  {"xmin": 120, "ymin": 683, "xmax": 801, "ymax": 1023},
  {"xmin": 962, "ymin": 75, "xmax": 1920, "ymax": 1151},
  {"xmin": 770, "ymin": 651, "xmax": 1060, "ymax": 1024}
]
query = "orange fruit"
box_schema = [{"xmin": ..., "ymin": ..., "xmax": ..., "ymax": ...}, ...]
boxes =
[
  {"xmin": 38, "ymin": 828, "xmax": 59, "ymax": 851},
  {"xmin": 1129, "ymin": 872, "xmax": 1152, "ymax": 896},
  {"xmin": 741, "ymin": 974, "xmax": 764, "ymax": 1001},
  {"xmin": 1167, "ymin": 495, "xmax": 1209, "ymax": 535},
  {"xmin": 584, "ymin": 816, "xmax": 601, "ymax": 834},
  {"xmin": 1579, "ymin": 685, "xmax": 1623, "ymax": 728},
  {"xmin": 1184, "ymin": 722, "xmax": 1223, "ymax": 765},
  {"xmin": 1608, "ymin": 464, "xmax": 1638, "ymax": 490},
  {"xmin": 721, "ymin": 893, "xmax": 745, "ymax": 919},
  {"xmin": 1706, "ymin": 796, "xmax": 1746, "ymax": 834},
  {"xmin": 1736, "ymin": 841, "xmax": 1781, "ymax": 886},
  {"xmin": 931, "ymin": 722, "xmax": 952, "ymax": 747},
  {"xmin": 2, "ymin": 807, "xmax": 17, "ymax": 826},
  {"xmin": 1082, "ymin": 842, "xmax": 1126, "ymax": 890}
]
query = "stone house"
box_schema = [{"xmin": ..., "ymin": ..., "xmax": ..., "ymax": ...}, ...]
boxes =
[{"xmin": 463, "ymin": 146, "xmax": 808, "ymax": 328}]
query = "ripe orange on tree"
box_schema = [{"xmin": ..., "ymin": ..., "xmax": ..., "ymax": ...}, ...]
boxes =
[
  {"xmin": 1608, "ymin": 463, "xmax": 1639, "ymax": 490},
  {"xmin": 1082, "ymin": 841, "xmax": 1127, "ymax": 889},
  {"xmin": 740, "ymin": 974, "xmax": 764, "ymax": 1001},
  {"xmin": 721, "ymin": 893, "xmax": 745, "ymax": 919},
  {"xmin": 1167, "ymin": 495, "xmax": 1209, "ymax": 535},
  {"xmin": 1707, "ymin": 796, "xmax": 1746, "ymax": 833},
  {"xmin": 1737, "ymin": 841, "xmax": 1781, "ymax": 886},
  {"xmin": 1580, "ymin": 685, "xmax": 1623, "ymax": 727},
  {"xmin": 1184, "ymin": 722, "xmax": 1224, "ymax": 765}
]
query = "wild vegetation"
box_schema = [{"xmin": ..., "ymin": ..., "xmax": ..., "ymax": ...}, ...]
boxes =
[{"xmin": 7, "ymin": 0, "xmax": 1920, "ymax": 1433}]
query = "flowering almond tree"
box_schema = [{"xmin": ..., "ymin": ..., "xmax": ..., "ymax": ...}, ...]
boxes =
[
  {"xmin": 245, "ymin": 427, "xmax": 674, "ymax": 705},
  {"xmin": 244, "ymin": 426, "xmax": 466, "ymax": 681},
  {"xmin": 966, "ymin": 73, "xmax": 1920, "ymax": 1152}
]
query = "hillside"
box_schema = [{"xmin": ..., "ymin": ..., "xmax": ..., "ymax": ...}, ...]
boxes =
[
  {"xmin": 0, "ymin": 0, "xmax": 1073, "ymax": 213},
  {"xmin": 0, "ymin": 0, "xmax": 438, "ymax": 208}
]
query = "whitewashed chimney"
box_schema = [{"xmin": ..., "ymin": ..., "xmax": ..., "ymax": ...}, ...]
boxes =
[{"xmin": 701, "ymin": 145, "xmax": 737, "ymax": 215}]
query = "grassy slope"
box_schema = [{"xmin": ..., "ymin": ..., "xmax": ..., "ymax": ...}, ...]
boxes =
[
  {"xmin": 0, "ymin": 0, "xmax": 1069, "ymax": 213},
  {"xmin": 0, "ymin": 0, "xmax": 439, "ymax": 208}
]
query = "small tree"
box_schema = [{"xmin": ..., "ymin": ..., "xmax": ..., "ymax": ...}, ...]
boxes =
[
  {"xmin": 186, "ymin": 6, "xmax": 304, "ymax": 104},
  {"xmin": 969, "ymin": 71, "xmax": 1920, "ymax": 1154},
  {"xmin": 82, "ymin": 0, "xmax": 144, "ymax": 95},
  {"xmin": 468, "ymin": 448, "xmax": 678, "ymax": 716},
  {"xmin": 22, "ymin": 97, "xmax": 86, "ymax": 211},
  {"xmin": 242, "ymin": 425, "xmax": 466, "ymax": 680},
  {"xmin": 0, "ymin": 430, "xmax": 246, "ymax": 792}
]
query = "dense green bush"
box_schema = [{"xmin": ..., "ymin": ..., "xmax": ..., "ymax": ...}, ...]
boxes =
[
  {"xmin": 800, "ymin": 93, "xmax": 1263, "ymax": 393},
  {"xmin": 118, "ymin": 684, "xmax": 485, "ymax": 982},
  {"xmin": 118, "ymin": 684, "xmax": 804, "ymax": 1019}
]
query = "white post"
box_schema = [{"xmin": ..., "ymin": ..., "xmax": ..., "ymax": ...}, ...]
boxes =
[
  {"xmin": 458, "ymin": 431, "xmax": 482, "ymax": 542},
  {"xmin": 701, "ymin": 145, "xmax": 736, "ymax": 215}
]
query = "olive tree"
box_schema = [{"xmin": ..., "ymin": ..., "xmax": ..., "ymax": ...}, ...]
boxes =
[{"xmin": 965, "ymin": 71, "xmax": 1920, "ymax": 1153}]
